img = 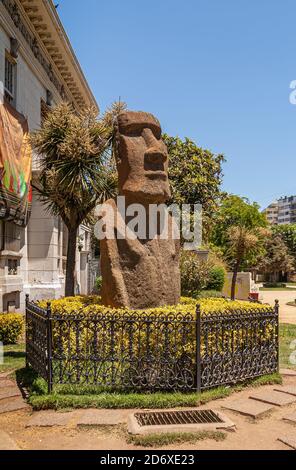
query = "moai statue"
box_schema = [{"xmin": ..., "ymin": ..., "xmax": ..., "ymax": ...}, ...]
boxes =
[{"xmin": 99, "ymin": 111, "xmax": 180, "ymax": 309}]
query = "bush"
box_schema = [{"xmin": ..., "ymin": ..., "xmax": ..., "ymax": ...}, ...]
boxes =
[
  {"xmin": 180, "ymin": 251, "xmax": 211, "ymax": 297},
  {"xmin": 39, "ymin": 294, "xmax": 271, "ymax": 316},
  {"xmin": 36, "ymin": 295, "xmax": 274, "ymax": 388},
  {"xmin": 0, "ymin": 314, "xmax": 24, "ymax": 345},
  {"xmin": 206, "ymin": 266, "xmax": 225, "ymax": 291}
]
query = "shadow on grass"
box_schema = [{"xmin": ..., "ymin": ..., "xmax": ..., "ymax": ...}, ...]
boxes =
[{"xmin": 4, "ymin": 351, "xmax": 26, "ymax": 359}]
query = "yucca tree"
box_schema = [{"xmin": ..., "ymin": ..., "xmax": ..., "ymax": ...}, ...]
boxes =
[
  {"xmin": 30, "ymin": 101, "xmax": 124, "ymax": 296},
  {"xmin": 227, "ymin": 226, "xmax": 268, "ymax": 300}
]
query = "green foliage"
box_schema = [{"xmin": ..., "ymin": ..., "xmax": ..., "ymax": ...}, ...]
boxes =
[
  {"xmin": 211, "ymin": 194, "xmax": 267, "ymax": 252},
  {"xmin": 257, "ymin": 233, "xmax": 294, "ymax": 277},
  {"xmin": 0, "ymin": 343, "xmax": 25, "ymax": 373},
  {"xmin": 94, "ymin": 276, "xmax": 102, "ymax": 293},
  {"xmin": 180, "ymin": 251, "xmax": 225, "ymax": 297},
  {"xmin": 180, "ymin": 251, "xmax": 212, "ymax": 297},
  {"xmin": 0, "ymin": 314, "xmax": 24, "ymax": 345},
  {"xmin": 207, "ymin": 266, "xmax": 225, "ymax": 291},
  {"xmin": 273, "ymin": 224, "xmax": 296, "ymax": 269},
  {"xmin": 26, "ymin": 375, "xmax": 281, "ymax": 410},
  {"xmin": 163, "ymin": 134, "xmax": 224, "ymax": 238},
  {"xmin": 37, "ymin": 295, "xmax": 273, "ymax": 384}
]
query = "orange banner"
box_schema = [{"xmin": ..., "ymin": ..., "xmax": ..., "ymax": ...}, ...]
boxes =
[{"xmin": 0, "ymin": 102, "xmax": 32, "ymax": 227}]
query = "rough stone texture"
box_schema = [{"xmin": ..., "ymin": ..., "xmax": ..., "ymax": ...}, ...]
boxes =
[
  {"xmin": 0, "ymin": 387, "xmax": 21, "ymax": 401},
  {"xmin": 100, "ymin": 111, "xmax": 180, "ymax": 309},
  {"xmin": 274, "ymin": 386, "xmax": 296, "ymax": 397},
  {"xmin": 0, "ymin": 430, "xmax": 20, "ymax": 450},
  {"xmin": 26, "ymin": 411, "xmax": 78, "ymax": 427},
  {"xmin": 223, "ymin": 399, "xmax": 274, "ymax": 418},
  {"xmin": 283, "ymin": 412, "xmax": 296, "ymax": 424},
  {"xmin": 249, "ymin": 391, "xmax": 296, "ymax": 406},
  {"xmin": 77, "ymin": 409, "xmax": 132, "ymax": 426},
  {"xmin": 0, "ymin": 398, "xmax": 29, "ymax": 414},
  {"xmin": 278, "ymin": 434, "xmax": 296, "ymax": 450},
  {"xmin": 280, "ymin": 369, "xmax": 296, "ymax": 377}
]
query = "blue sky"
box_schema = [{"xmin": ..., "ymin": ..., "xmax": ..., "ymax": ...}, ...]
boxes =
[{"xmin": 58, "ymin": 0, "xmax": 296, "ymax": 209}]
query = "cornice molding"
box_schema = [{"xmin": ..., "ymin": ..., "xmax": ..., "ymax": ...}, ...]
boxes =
[{"xmin": 1, "ymin": 0, "xmax": 99, "ymax": 112}]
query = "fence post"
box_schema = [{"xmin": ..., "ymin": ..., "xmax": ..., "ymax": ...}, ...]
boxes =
[
  {"xmin": 25, "ymin": 294, "xmax": 29, "ymax": 369},
  {"xmin": 46, "ymin": 301, "xmax": 53, "ymax": 394},
  {"xmin": 196, "ymin": 303, "xmax": 201, "ymax": 393},
  {"xmin": 275, "ymin": 299, "xmax": 280, "ymax": 373}
]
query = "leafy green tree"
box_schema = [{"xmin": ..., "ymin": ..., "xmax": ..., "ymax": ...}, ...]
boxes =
[
  {"xmin": 211, "ymin": 195, "xmax": 268, "ymax": 299},
  {"xmin": 272, "ymin": 224, "xmax": 296, "ymax": 269},
  {"xmin": 257, "ymin": 233, "xmax": 294, "ymax": 282},
  {"xmin": 30, "ymin": 101, "xmax": 124, "ymax": 296},
  {"xmin": 163, "ymin": 135, "xmax": 225, "ymax": 239},
  {"xmin": 211, "ymin": 195, "xmax": 268, "ymax": 252}
]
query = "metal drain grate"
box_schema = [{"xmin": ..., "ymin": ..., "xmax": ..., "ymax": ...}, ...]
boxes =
[
  {"xmin": 135, "ymin": 409, "xmax": 224, "ymax": 427},
  {"xmin": 128, "ymin": 409, "xmax": 235, "ymax": 435}
]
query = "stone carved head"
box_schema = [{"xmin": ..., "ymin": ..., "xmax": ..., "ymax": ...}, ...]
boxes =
[{"xmin": 115, "ymin": 111, "xmax": 171, "ymax": 204}]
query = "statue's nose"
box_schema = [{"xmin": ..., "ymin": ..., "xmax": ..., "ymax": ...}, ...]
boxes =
[
  {"xmin": 142, "ymin": 128, "xmax": 167, "ymax": 163},
  {"xmin": 144, "ymin": 147, "xmax": 167, "ymax": 165}
]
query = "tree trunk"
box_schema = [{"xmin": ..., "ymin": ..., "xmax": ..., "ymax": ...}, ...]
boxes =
[
  {"xmin": 231, "ymin": 259, "xmax": 241, "ymax": 300},
  {"xmin": 65, "ymin": 226, "xmax": 78, "ymax": 297}
]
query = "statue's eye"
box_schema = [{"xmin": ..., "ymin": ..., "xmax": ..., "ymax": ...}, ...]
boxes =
[{"xmin": 120, "ymin": 124, "xmax": 161, "ymax": 139}]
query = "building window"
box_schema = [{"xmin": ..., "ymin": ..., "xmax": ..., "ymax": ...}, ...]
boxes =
[
  {"xmin": 4, "ymin": 52, "xmax": 17, "ymax": 106},
  {"xmin": 0, "ymin": 221, "xmax": 21, "ymax": 252},
  {"xmin": 8, "ymin": 259, "xmax": 18, "ymax": 276}
]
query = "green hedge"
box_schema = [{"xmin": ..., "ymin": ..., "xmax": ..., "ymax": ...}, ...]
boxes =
[
  {"xmin": 207, "ymin": 266, "xmax": 225, "ymax": 291},
  {"xmin": 0, "ymin": 314, "xmax": 24, "ymax": 345}
]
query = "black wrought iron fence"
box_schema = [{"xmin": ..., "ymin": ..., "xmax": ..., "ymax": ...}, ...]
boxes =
[{"xmin": 25, "ymin": 295, "xmax": 279, "ymax": 394}]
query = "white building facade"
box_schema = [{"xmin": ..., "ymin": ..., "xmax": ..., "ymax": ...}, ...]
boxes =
[{"xmin": 0, "ymin": 0, "xmax": 99, "ymax": 312}]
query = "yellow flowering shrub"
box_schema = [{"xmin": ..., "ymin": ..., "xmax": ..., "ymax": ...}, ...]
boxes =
[
  {"xmin": 38, "ymin": 294, "xmax": 271, "ymax": 317},
  {"xmin": 0, "ymin": 313, "xmax": 24, "ymax": 345},
  {"xmin": 35, "ymin": 295, "xmax": 277, "ymax": 386}
]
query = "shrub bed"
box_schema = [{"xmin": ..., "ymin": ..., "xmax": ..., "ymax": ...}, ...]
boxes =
[
  {"xmin": 0, "ymin": 313, "xmax": 24, "ymax": 345},
  {"xmin": 32, "ymin": 295, "xmax": 277, "ymax": 392},
  {"xmin": 38, "ymin": 294, "xmax": 271, "ymax": 317}
]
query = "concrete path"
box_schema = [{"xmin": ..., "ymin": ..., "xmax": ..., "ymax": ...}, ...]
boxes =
[
  {"xmin": 0, "ymin": 374, "xmax": 29, "ymax": 416},
  {"xmin": 1, "ymin": 375, "xmax": 296, "ymax": 450},
  {"xmin": 261, "ymin": 290, "xmax": 296, "ymax": 324}
]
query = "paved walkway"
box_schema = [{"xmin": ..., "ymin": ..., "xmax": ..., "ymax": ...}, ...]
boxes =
[
  {"xmin": 1, "ymin": 371, "xmax": 296, "ymax": 450},
  {"xmin": 261, "ymin": 290, "xmax": 296, "ymax": 324}
]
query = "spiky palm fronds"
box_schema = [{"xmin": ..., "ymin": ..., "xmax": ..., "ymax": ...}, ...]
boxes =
[{"xmin": 30, "ymin": 101, "xmax": 126, "ymax": 296}]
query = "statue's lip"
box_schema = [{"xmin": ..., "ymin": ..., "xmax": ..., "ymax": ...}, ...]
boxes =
[{"xmin": 145, "ymin": 171, "xmax": 167, "ymax": 179}]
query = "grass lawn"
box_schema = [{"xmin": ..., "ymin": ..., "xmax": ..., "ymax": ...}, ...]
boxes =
[
  {"xmin": 0, "ymin": 343, "xmax": 25, "ymax": 374},
  {"xmin": 279, "ymin": 323, "xmax": 296, "ymax": 370}
]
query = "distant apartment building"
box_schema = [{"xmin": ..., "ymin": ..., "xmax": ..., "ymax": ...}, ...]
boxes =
[
  {"xmin": 264, "ymin": 196, "xmax": 296, "ymax": 225},
  {"xmin": 264, "ymin": 201, "xmax": 279, "ymax": 225}
]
